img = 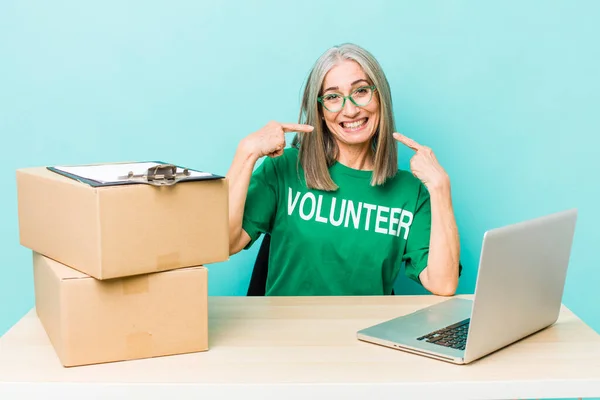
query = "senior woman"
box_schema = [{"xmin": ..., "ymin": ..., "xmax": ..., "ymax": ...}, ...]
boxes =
[{"xmin": 226, "ymin": 43, "xmax": 460, "ymax": 297}]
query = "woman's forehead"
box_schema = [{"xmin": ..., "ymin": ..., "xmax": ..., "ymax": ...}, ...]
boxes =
[{"xmin": 322, "ymin": 60, "xmax": 369, "ymax": 90}]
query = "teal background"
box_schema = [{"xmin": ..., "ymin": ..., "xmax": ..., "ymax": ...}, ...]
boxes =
[{"xmin": 1, "ymin": 0, "xmax": 599, "ymax": 357}]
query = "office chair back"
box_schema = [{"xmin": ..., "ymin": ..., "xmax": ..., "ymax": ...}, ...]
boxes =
[{"xmin": 247, "ymin": 234, "xmax": 271, "ymax": 296}]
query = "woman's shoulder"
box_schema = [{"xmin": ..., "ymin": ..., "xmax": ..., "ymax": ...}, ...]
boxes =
[
  {"xmin": 385, "ymin": 167, "xmax": 428, "ymax": 195},
  {"xmin": 391, "ymin": 168, "xmax": 421, "ymax": 187},
  {"xmin": 282, "ymin": 146, "xmax": 300, "ymax": 159},
  {"xmin": 269, "ymin": 147, "xmax": 300, "ymax": 167},
  {"xmin": 257, "ymin": 146, "xmax": 300, "ymax": 174}
]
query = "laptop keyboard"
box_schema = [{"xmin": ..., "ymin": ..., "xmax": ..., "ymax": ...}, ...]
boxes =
[{"xmin": 416, "ymin": 318, "xmax": 469, "ymax": 351}]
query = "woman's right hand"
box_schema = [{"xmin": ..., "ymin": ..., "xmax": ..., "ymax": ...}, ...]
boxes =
[{"xmin": 242, "ymin": 121, "xmax": 314, "ymax": 159}]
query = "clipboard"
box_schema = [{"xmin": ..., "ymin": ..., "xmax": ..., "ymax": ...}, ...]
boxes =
[{"xmin": 47, "ymin": 161, "xmax": 224, "ymax": 187}]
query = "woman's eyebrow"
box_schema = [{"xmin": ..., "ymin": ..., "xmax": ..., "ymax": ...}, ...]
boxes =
[{"xmin": 323, "ymin": 79, "xmax": 370, "ymax": 93}]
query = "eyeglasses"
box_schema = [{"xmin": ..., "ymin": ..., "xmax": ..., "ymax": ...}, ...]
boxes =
[{"xmin": 317, "ymin": 85, "xmax": 377, "ymax": 113}]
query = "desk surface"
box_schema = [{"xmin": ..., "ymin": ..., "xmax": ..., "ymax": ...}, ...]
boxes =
[{"xmin": 1, "ymin": 295, "xmax": 599, "ymax": 400}]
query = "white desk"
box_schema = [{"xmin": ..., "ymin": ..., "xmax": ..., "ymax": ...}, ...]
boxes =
[{"xmin": 1, "ymin": 295, "xmax": 599, "ymax": 399}]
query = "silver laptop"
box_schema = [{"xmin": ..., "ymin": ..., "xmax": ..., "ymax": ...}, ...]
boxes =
[{"xmin": 357, "ymin": 208, "xmax": 578, "ymax": 364}]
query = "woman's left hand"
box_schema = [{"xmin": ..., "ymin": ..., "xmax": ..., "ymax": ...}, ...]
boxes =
[{"xmin": 393, "ymin": 132, "xmax": 450, "ymax": 190}]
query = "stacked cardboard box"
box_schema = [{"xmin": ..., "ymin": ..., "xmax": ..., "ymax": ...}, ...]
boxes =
[{"xmin": 15, "ymin": 164, "xmax": 229, "ymax": 367}]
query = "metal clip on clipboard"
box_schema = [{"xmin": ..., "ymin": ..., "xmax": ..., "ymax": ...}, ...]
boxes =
[{"xmin": 120, "ymin": 164, "xmax": 192, "ymax": 186}]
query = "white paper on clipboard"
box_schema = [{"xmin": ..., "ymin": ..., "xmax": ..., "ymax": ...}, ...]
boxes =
[{"xmin": 52, "ymin": 162, "xmax": 213, "ymax": 184}]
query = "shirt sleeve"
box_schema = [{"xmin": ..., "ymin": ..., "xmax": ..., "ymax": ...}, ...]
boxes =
[
  {"xmin": 241, "ymin": 157, "xmax": 279, "ymax": 250},
  {"xmin": 402, "ymin": 182, "xmax": 431, "ymax": 285}
]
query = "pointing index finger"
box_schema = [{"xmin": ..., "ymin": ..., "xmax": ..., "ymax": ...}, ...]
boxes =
[
  {"xmin": 281, "ymin": 123, "xmax": 314, "ymax": 133},
  {"xmin": 393, "ymin": 132, "xmax": 422, "ymax": 151}
]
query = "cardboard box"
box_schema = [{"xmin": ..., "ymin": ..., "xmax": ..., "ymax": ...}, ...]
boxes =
[
  {"xmin": 16, "ymin": 166, "xmax": 229, "ymax": 279},
  {"xmin": 32, "ymin": 252, "xmax": 209, "ymax": 367}
]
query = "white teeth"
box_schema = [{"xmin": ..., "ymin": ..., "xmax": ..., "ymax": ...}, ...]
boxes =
[{"xmin": 342, "ymin": 118, "xmax": 367, "ymax": 129}]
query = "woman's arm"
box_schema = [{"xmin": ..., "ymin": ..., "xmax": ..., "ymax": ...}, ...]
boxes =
[
  {"xmin": 226, "ymin": 139, "xmax": 260, "ymax": 255},
  {"xmin": 418, "ymin": 179, "xmax": 460, "ymax": 296},
  {"xmin": 226, "ymin": 121, "xmax": 314, "ymax": 255},
  {"xmin": 393, "ymin": 132, "xmax": 461, "ymax": 296}
]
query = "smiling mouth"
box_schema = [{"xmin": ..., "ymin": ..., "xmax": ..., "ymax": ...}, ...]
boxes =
[{"xmin": 340, "ymin": 117, "xmax": 368, "ymax": 131}]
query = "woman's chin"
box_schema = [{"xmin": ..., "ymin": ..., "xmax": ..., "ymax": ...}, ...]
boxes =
[{"xmin": 334, "ymin": 129, "xmax": 376, "ymax": 146}]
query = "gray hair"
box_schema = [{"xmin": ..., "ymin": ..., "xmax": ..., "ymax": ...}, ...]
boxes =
[{"xmin": 292, "ymin": 43, "xmax": 398, "ymax": 190}]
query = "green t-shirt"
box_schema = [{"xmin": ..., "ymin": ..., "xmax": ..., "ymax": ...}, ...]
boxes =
[{"xmin": 242, "ymin": 147, "xmax": 432, "ymax": 296}]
